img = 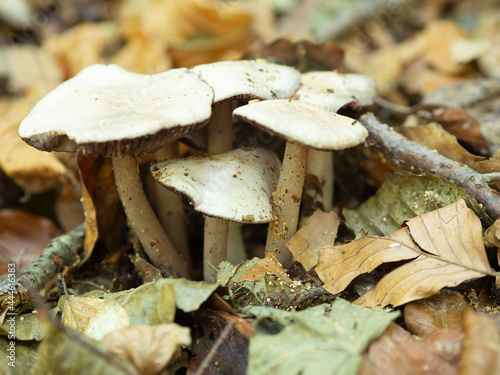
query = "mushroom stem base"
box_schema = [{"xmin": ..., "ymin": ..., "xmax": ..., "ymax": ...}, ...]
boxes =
[
  {"xmin": 265, "ymin": 141, "xmax": 308, "ymax": 265},
  {"xmin": 204, "ymin": 217, "xmax": 229, "ymax": 283},
  {"xmin": 112, "ymin": 154, "xmax": 190, "ymax": 278}
]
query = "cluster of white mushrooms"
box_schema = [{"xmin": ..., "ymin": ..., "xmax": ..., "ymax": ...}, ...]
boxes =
[{"xmin": 17, "ymin": 60, "xmax": 376, "ymax": 283}]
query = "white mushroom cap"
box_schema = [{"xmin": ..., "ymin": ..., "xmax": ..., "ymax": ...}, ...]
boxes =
[
  {"xmin": 296, "ymin": 71, "xmax": 377, "ymax": 112},
  {"xmin": 233, "ymin": 99, "xmax": 368, "ymax": 150},
  {"xmin": 151, "ymin": 148, "xmax": 280, "ymax": 223},
  {"xmin": 191, "ymin": 60, "xmax": 301, "ymax": 103},
  {"xmin": 18, "ymin": 64, "xmax": 215, "ymax": 157}
]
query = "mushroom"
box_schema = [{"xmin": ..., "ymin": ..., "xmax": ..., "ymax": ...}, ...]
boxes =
[
  {"xmin": 190, "ymin": 60, "xmax": 300, "ymax": 277},
  {"xmin": 296, "ymin": 71, "xmax": 377, "ymax": 214},
  {"xmin": 233, "ymin": 99, "xmax": 368, "ymax": 264},
  {"xmin": 151, "ymin": 147, "xmax": 281, "ymax": 282},
  {"xmin": 18, "ymin": 64, "xmax": 215, "ymax": 278}
]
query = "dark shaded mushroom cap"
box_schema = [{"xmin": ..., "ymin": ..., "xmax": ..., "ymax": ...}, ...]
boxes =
[
  {"xmin": 296, "ymin": 71, "xmax": 377, "ymax": 112},
  {"xmin": 233, "ymin": 99, "xmax": 368, "ymax": 150},
  {"xmin": 151, "ymin": 148, "xmax": 280, "ymax": 223},
  {"xmin": 190, "ymin": 59, "xmax": 301, "ymax": 103},
  {"xmin": 18, "ymin": 64, "xmax": 215, "ymax": 157}
]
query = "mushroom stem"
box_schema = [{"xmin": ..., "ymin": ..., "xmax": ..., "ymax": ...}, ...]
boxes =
[
  {"xmin": 112, "ymin": 154, "xmax": 190, "ymax": 278},
  {"xmin": 306, "ymin": 149, "xmax": 334, "ymax": 212},
  {"xmin": 203, "ymin": 101, "xmax": 233, "ymax": 283},
  {"xmin": 154, "ymin": 144, "xmax": 191, "ymax": 270},
  {"xmin": 265, "ymin": 141, "xmax": 308, "ymax": 264}
]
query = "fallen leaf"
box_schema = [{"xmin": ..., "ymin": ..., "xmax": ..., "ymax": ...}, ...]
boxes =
[
  {"xmin": 0, "ymin": 95, "xmax": 69, "ymax": 194},
  {"xmin": 244, "ymin": 299, "xmax": 399, "ymax": 375},
  {"xmin": 359, "ymin": 323, "xmax": 463, "ymax": 375},
  {"xmin": 0, "ymin": 209, "xmax": 61, "ymax": 277},
  {"xmin": 237, "ymin": 252, "xmax": 291, "ymax": 284},
  {"xmin": 343, "ymin": 172, "xmax": 492, "ymax": 237},
  {"xmin": 404, "ymin": 289, "xmax": 465, "ymax": 337},
  {"xmin": 101, "ymin": 324, "xmax": 191, "ymax": 375},
  {"xmin": 406, "ymin": 105, "xmax": 490, "ymax": 154},
  {"xmin": 319, "ymin": 200, "xmax": 493, "ymax": 308},
  {"xmin": 286, "ymin": 210, "xmax": 339, "ymax": 271},
  {"xmin": 355, "ymin": 200, "xmax": 493, "ymax": 308},
  {"xmin": 459, "ymin": 307, "xmax": 500, "ymax": 375}
]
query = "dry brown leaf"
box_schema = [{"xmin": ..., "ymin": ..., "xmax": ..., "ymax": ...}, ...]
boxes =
[
  {"xmin": 405, "ymin": 105, "xmax": 490, "ymax": 154},
  {"xmin": 0, "ymin": 209, "xmax": 61, "ymax": 277},
  {"xmin": 459, "ymin": 307, "xmax": 500, "ymax": 375},
  {"xmin": 0, "ymin": 45, "xmax": 62, "ymax": 94},
  {"xmin": 111, "ymin": 36, "xmax": 172, "ymax": 74},
  {"xmin": 0, "ymin": 95, "xmax": 68, "ymax": 193},
  {"xmin": 237, "ymin": 252, "xmax": 291, "ymax": 284},
  {"xmin": 286, "ymin": 210, "xmax": 339, "ymax": 271},
  {"xmin": 404, "ymin": 289, "xmax": 465, "ymax": 337},
  {"xmin": 317, "ymin": 200, "xmax": 493, "ymax": 308},
  {"xmin": 316, "ymin": 227, "xmax": 418, "ymax": 295},
  {"xmin": 359, "ymin": 323, "xmax": 463, "ymax": 375},
  {"xmin": 101, "ymin": 324, "xmax": 191, "ymax": 375},
  {"xmin": 41, "ymin": 22, "xmax": 118, "ymax": 78},
  {"xmin": 355, "ymin": 200, "xmax": 492, "ymax": 309}
]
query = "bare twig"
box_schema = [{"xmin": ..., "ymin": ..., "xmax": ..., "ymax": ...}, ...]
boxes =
[
  {"xmin": 360, "ymin": 113, "xmax": 500, "ymax": 220},
  {"xmin": 0, "ymin": 223, "xmax": 85, "ymax": 321}
]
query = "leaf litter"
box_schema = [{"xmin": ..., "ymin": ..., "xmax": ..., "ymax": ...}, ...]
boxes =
[{"xmin": 2, "ymin": 1, "xmax": 500, "ymax": 374}]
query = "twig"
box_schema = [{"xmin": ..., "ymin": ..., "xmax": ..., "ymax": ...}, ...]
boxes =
[
  {"xmin": 191, "ymin": 320, "xmax": 236, "ymax": 375},
  {"xmin": 360, "ymin": 113, "xmax": 500, "ymax": 220},
  {"xmin": 0, "ymin": 223, "xmax": 85, "ymax": 321}
]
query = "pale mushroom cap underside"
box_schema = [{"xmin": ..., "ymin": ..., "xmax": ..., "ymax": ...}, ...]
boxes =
[
  {"xmin": 151, "ymin": 148, "xmax": 281, "ymax": 223},
  {"xmin": 18, "ymin": 64, "xmax": 215, "ymax": 157},
  {"xmin": 233, "ymin": 99, "xmax": 369, "ymax": 150},
  {"xmin": 191, "ymin": 60, "xmax": 301, "ymax": 103},
  {"xmin": 296, "ymin": 71, "xmax": 378, "ymax": 112}
]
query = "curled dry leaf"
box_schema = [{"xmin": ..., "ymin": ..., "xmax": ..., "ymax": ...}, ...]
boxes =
[
  {"xmin": 317, "ymin": 200, "xmax": 493, "ymax": 309},
  {"xmin": 101, "ymin": 324, "xmax": 191, "ymax": 375},
  {"xmin": 237, "ymin": 252, "xmax": 291, "ymax": 284},
  {"xmin": 286, "ymin": 210, "xmax": 339, "ymax": 271},
  {"xmin": 359, "ymin": 323, "xmax": 463, "ymax": 375},
  {"xmin": 404, "ymin": 289, "xmax": 465, "ymax": 337}
]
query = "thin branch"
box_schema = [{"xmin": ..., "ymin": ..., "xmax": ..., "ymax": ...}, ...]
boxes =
[
  {"xmin": 0, "ymin": 223, "xmax": 85, "ymax": 321},
  {"xmin": 360, "ymin": 113, "xmax": 500, "ymax": 220}
]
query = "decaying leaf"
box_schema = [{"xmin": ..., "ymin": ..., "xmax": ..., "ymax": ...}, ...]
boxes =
[
  {"xmin": 404, "ymin": 289, "xmax": 465, "ymax": 337},
  {"xmin": 343, "ymin": 173, "xmax": 492, "ymax": 237},
  {"xmin": 0, "ymin": 209, "xmax": 61, "ymax": 277},
  {"xmin": 101, "ymin": 324, "xmax": 191, "ymax": 375},
  {"xmin": 359, "ymin": 323, "xmax": 463, "ymax": 375},
  {"xmin": 32, "ymin": 319, "xmax": 137, "ymax": 375},
  {"xmin": 286, "ymin": 210, "xmax": 339, "ymax": 271},
  {"xmin": 459, "ymin": 307, "xmax": 500, "ymax": 375},
  {"xmin": 319, "ymin": 200, "xmax": 493, "ymax": 309},
  {"xmin": 0, "ymin": 95, "xmax": 69, "ymax": 194},
  {"xmin": 245, "ymin": 299, "xmax": 398, "ymax": 375},
  {"xmin": 237, "ymin": 252, "xmax": 291, "ymax": 284}
]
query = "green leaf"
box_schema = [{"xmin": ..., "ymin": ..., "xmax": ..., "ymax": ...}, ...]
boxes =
[
  {"xmin": 343, "ymin": 172, "xmax": 492, "ymax": 236},
  {"xmin": 31, "ymin": 319, "xmax": 138, "ymax": 375},
  {"xmin": 244, "ymin": 298, "xmax": 398, "ymax": 375}
]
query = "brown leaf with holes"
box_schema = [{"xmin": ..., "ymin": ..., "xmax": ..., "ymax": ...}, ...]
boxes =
[
  {"xmin": 459, "ymin": 307, "xmax": 500, "ymax": 375},
  {"xmin": 237, "ymin": 252, "xmax": 291, "ymax": 284},
  {"xmin": 286, "ymin": 210, "xmax": 339, "ymax": 271},
  {"xmin": 359, "ymin": 323, "xmax": 463, "ymax": 375},
  {"xmin": 404, "ymin": 289, "xmax": 465, "ymax": 337},
  {"xmin": 317, "ymin": 200, "xmax": 492, "ymax": 309}
]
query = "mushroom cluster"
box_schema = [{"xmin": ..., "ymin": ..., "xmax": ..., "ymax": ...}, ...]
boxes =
[{"xmin": 18, "ymin": 60, "xmax": 376, "ymax": 282}]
